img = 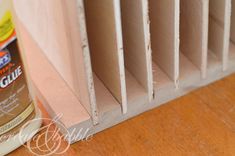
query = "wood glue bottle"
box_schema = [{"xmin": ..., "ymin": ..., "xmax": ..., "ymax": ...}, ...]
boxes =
[{"xmin": 0, "ymin": 0, "xmax": 42, "ymax": 155}]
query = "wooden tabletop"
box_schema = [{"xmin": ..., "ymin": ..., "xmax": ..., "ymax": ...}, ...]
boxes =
[{"xmin": 8, "ymin": 73, "xmax": 235, "ymax": 156}]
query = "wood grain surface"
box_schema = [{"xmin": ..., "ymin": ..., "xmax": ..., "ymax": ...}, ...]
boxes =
[{"xmin": 9, "ymin": 73, "xmax": 235, "ymax": 156}]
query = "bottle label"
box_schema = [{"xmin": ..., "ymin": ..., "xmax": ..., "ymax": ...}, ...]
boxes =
[{"xmin": 0, "ymin": 9, "xmax": 35, "ymax": 142}]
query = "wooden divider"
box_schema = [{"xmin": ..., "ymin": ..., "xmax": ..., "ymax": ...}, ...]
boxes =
[
  {"xmin": 120, "ymin": 0, "xmax": 153, "ymax": 102},
  {"xmin": 149, "ymin": 0, "xmax": 180, "ymax": 86},
  {"xmin": 208, "ymin": 0, "xmax": 231, "ymax": 70},
  {"xmin": 180, "ymin": 0, "xmax": 209, "ymax": 78},
  {"xmin": 13, "ymin": 0, "xmax": 99, "ymax": 124},
  {"xmin": 15, "ymin": 19, "xmax": 91, "ymax": 130},
  {"xmin": 231, "ymin": 0, "xmax": 235, "ymax": 43},
  {"xmin": 84, "ymin": 0, "xmax": 127, "ymax": 113}
]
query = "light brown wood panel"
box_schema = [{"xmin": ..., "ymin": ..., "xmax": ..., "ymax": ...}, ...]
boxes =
[
  {"xmin": 120, "ymin": 0, "xmax": 153, "ymax": 102},
  {"xmin": 13, "ymin": 0, "xmax": 75, "ymax": 90},
  {"xmin": 14, "ymin": 19, "xmax": 91, "ymax": 129},
  {"xmin": 180, "ymin": 0, "xmax": 209, "ymax": 78},
  {"xmin": 231, "ymin": 0, "xmax": 235, "ymax": 43},
  {"xmin": 10, "ymin": 73, "xmax": 235, "ymax": 156},
  {"xmin": 149, "ymin": 0, "xmax": 180, "ymax": 86},
  {"xmin": 208, "ymin": 0, "xmax": 231, "ymax": 70},
  {"xmin": 84, "ymin": 0, "xmax": 127, "ymax": 113},
  {"xmin": 13, "ymin": 0, "xmax": 98, "ymax": 124}
]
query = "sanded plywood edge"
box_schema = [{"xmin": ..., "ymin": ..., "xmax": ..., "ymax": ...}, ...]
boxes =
[
  {"xmin": 202, "ymin": 0, "xmax": 209, "ymax": 78},
  {"xmin": 84, "ymin": 0, "xmax": 127, "ymax": 114},
  {"xmin": 175, "ymin": 0, "xmax": 180, "ymax": 88},
  {"xmin": 224, "ymin": 0, "xmax": 232, "ymax": 70},
  {"xmin": 114, "ymin": 0, "xmax": 127, "ymax": 114},
  {"xmin": 142, "ymin": 0, "xmax": 154, "ymax": 101},
  {"xmin": 120, "ymin": 0, "xmax": 153, "ymax": 102},
  {"xmin": 180, "ymin": 0, "xmax": 209, "ymax": 79},
  {"xmin": 15, "ymin": 18, "xmax": 91, "ymax": 129},
  {"xmin": 209, "ymin": 0, "xmax": 232, "ymax": 70},
  {"xmin": 149, "ymin": 0, "xmax": 180, "ymax": 87},
  {"xmin": 231, "ymin": 0, "xmax": 235, "ymax": 43},
  {"xmin": 61, "ymin": 0, "xmax": 98, "ymax": 124}
]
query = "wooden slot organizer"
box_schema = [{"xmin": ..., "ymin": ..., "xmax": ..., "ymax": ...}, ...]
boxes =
[{"xmin": 13, "ymin": 0, "xmax": 235, "ymax": 144}]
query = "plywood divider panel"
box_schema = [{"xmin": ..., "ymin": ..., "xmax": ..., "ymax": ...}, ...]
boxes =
[
  {"xmin": 15, "ymin": 18, "xmax": 91, "ymax": 130},
  {"xmin": 61, "ymin": 0, "xmax": 98, "ymax": 124},
  {"xmin": 84, "ymin": 0, "xmax": 127, "ymax": 113},
  {"xmin": 149, "ymin": 0, "xmax": 180, "ymax": 87},
  {"xmin": 13, "ymin": 0, "xmax": 75, "ymax": 92},
  {"xmin": 180, "ymin": 0, "xmax": 209, "ymax": 79},
  {"xmin": 120, "ymin": 0, "xmax": 153, "ymax": 102},
  {"xmin": 231, "ymin": 0, "xmax": 235, "ymax": 43},
  {"xmin": 13, "ymin": 0, "xmax": 99, "ymax": 124},
  {"xmin": 209, "ymin": 0, "xmax": 232, "ymax": 70}
]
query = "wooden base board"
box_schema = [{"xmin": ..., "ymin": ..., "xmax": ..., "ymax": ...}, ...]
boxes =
[{"xmin": 28, "ymin": 42, "xmax": 235, "ymax": 144}]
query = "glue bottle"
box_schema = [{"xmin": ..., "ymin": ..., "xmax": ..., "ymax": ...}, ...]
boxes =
[{"xmin": 0, "ymin": 0, "xmax": 42, "ymax": 155}]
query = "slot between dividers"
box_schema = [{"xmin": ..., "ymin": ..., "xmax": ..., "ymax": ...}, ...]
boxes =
[
  {"xmin": 208, "ymin": 0, "xmax": 231, "ymax": 71},
  {"xmin": 180, "ymin": 0, "xmax": 209, "ymax": 80},
  {"xmin": 120, "ymin": 0, "xmax": 154, "ymax": 103},
  {"xmin": 83, "ymin": 0, "xmax": 128, "ymax": 114},
  {"xmin": 149, "ymin": 0, "xmax": 180, "ymax": 90}
]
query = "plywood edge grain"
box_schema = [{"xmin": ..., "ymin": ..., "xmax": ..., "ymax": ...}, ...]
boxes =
[
  {"xmin": 174, "ymin": 0, "xmax": 180, "ymax": 88},
  {"xmin": 65, "ymin": 0, "xmax": 99, "ymax": 124},
  {"xmin": 113, "ymin": 0, "xmax": 128, "ymax": 113},
  {"xmin": 201, "ymin": 0, "xmax": 209, "ymax": 78},
  {"xmin": 142, "ymin": 0, "xmax": 154, "ymax": 101}
]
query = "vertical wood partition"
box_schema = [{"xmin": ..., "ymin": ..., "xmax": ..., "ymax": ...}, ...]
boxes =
[
  {"xmin": 229, "ymin": 0, "xmax": 235, "ymax": 64},
  {"xmin": 13, "ymin": 0, "xmax": 99, "ymax": 124},
  {"xmin": 180, "ymin": 0, "xmax": 209, "ymax": 79},
  {"xmin": 149, "ymin": 0, "xmax": 180, "ymax": 87},
  {"xmin": 231, "ymin": 0, "xmax": 235, "ymax": 43},
  {"xmin": 84, "ymin": 0, "xmax": 127, "ymax": 113},
  {"xmin": 120, "ymin": 0, "xmax": 153, "ymax": 102},
  {"xmin": 208, "ymin": 0, "xmax": 232, "ymax": 70}
]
